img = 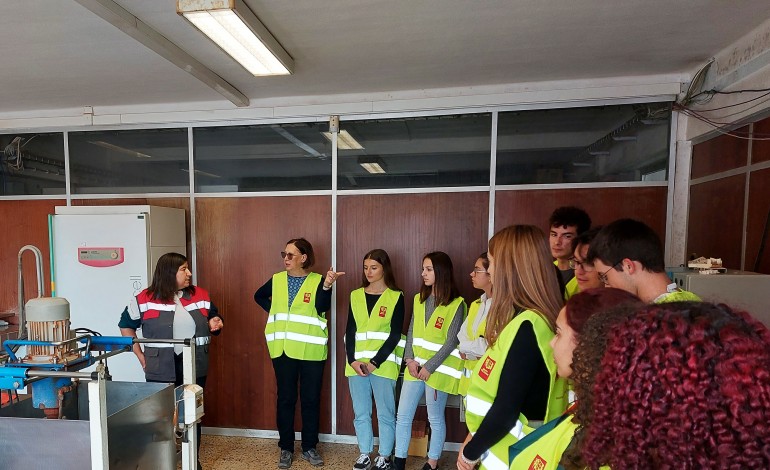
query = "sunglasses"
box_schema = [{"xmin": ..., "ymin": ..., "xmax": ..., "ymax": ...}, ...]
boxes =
[{"xmin": 281, "ymin": 251, "xmax": 302, "ymax": 260}]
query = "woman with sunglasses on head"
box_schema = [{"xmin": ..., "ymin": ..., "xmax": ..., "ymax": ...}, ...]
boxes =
[
  {"xmin": 393, "ymin": 251, "xmax": 466, "ymax": 470},
  {"xmin": 345, "ymin": 249, "xmax": 405, "ymax": 470},
  {"xmin": 457, "ymin": 225, "xmax": 567, "ymax": 470},
  {"xmin": 254, "ymin": 238, "xmax": 344, "ymax": 469},
  {"xmin": 457, "ymin": 252, "xmax": 492, "ymax": 397}
]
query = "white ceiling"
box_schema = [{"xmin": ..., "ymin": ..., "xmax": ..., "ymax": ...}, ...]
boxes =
[{"xmin": 1, "ymin": 0, "xmax": 769, "ymax": 114}]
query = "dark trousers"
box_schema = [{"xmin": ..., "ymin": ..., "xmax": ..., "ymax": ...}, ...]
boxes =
[
  {"xmin": 148, "ymin": 353, "xmax": 207, "ymax": 452},
  {"xmin": 271, "ymin": 353, "xmax": 325, "ymax": 452}
]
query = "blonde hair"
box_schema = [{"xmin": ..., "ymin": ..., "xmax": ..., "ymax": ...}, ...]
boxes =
[{"xmin": 485, "ymin": 225, "xmax": 563, "ymax": 346}]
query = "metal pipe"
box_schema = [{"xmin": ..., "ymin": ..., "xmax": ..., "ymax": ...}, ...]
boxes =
[
  {"xmin": 26, "ymin": 370, "xmax": 99, "ymax": 380},
  {"xmin": 17, "ymin": 245, "xmax": 45, "ymax": 340}
]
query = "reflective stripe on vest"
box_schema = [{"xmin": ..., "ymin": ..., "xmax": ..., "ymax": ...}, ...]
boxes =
[
  {"xmin": 459, "ymin": 298, "xmax": 487, "ymax": 396},
  {"xmin": 265, "ymin": 272, "xmax": 328, "ymax": 360},
  {"xmin": 345, "ymin": 288, "xmax": 404, "ymax": 380},
  {"xmin": 405, "ymin": 295, "xmax": 466, "ymax": 395},
  {"xmin": 465, "ymin": 309, "xmax": 569, "ymax": 470}
]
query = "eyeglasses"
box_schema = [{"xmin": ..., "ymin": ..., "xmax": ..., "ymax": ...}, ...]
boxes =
[
  {"xmin": 471, "ymin": 268, "xmax": 488, "ymax": 275},
  {"xmin": 598, "ymin": 261, "xmax": 622, "ymax": 285},
  {"xmin": 568, "ymin": 257, "xmax": 595, "ymax": 272},
  {"xmin": 281, "ymin": 251, "xmax": 301, "ymax": 260}
]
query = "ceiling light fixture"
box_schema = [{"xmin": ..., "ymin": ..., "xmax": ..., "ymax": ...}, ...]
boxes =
[
  {"xmin": 177, "ymin": 0, "xmax": 294, "ymax": 76},
  {"xmin": 611, "ymin": 135, "xmax": 637, "ymax": 142},
  {"xmin": 358, "ymin": 156, "xmax": 386, "ymax": 174},
  {"xmin": 588, "ymin": 151, "xmax": 610, "ymax": 156},
  {"xmin": 89, "ymin": 141, "xmax": 153, "ymax": 158},
  {"xmin": 322, "ymin": 130, "xmax": 364, "ymax": 150}
]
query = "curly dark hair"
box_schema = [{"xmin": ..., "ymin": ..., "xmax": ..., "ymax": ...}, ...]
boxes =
[
  {"xmin": 561, "ymin": 300, "xmax": 644, "ymax": 470},
  {"xmin": 582, "ymin": 301, "xmax": 770, "ymax": 469}
]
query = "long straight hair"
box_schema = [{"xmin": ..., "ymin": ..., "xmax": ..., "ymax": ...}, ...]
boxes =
[
  {"xmin": 147, "ymin": 252, "xmax": 195, "ymax": 302},
  {"xmin": 361, "ymin": 248, "xmax": 401, "ymax": 291},
  {"xmin": 485, "ymin": 225, "xmax": 563, "ymax": 346},
  {"xmin": 419, "ymin": 251, "xmax": 460, "ymax": 306}
]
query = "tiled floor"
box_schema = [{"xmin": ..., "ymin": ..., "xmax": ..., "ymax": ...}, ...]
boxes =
[{"xmin": 199, "ymin": 436, "xmax": 458, "ymax": 470}]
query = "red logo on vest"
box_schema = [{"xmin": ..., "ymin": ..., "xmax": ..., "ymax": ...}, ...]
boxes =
[
  {"xmin": 434, "ymin": 317, "xmax": 444, "ymax": 329},
  {"xmin": 379, "ymin": 306, "xmax": 387, "ymax": 317},
  {"xmin": 303, "ymin": 292, "xmax": 311, "ymax": 303},
  {"xmin": 528, "ymin": 455, "xmax": 547, "ymax": 470},
  {"xmin": 478, "ymin": 357, "xmax": 496, "ymax": 381}
]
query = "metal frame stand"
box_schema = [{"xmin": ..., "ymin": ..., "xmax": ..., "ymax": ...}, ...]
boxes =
[{"xmin": 181, "ymin": 343, "xmax": 198, "ymax": 470}]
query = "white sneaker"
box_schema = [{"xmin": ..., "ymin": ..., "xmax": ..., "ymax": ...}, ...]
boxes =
[
  {"xmin": 353, "ymin": 453, "xmax": 372, "ymax": 470},
  {"xmin": 373, "ymin": 455, "xmax": 391, "ymax": 470}
]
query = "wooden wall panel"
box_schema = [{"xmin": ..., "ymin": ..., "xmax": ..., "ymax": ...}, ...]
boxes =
[
  {"xmin": 688, "ymin": 176, "xmax": 745, "ymax": 269},
  {"xmin": 494, "ymin": 187, "xmax": 668, "ymax": 241},
  {"xmin": 751, "ymin": 117, "xmax": 770, "ymax": 164},
  {"xmin": 691, "ymin": 127, "xmax": 749, "ymax": 179},
  {"xmin": 335, "ymin": 192, "xmax": 489, "ymax": 442},
  {"xmin": 745, "ymin": 168, "xmax": 770, "ymax": 273},
  {"xmin": 0, "ymin": 200, "xmax": 60, "ymax": 317},
  {"xmin": 195, "ymin": 197, "xmax": 333, "ymax": 432}
]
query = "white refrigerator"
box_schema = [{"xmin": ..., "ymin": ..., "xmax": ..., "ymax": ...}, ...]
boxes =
[{"xmin": 52, "ymin": 205, "xmax": 186, "ymax": 382}]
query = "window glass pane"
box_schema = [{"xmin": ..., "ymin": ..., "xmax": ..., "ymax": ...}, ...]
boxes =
[
  {"xmin": 337, "ymin": 114, "xmax": 491, "ymax": 190},
  {"xmin": 193, "ymin": 122, "xmax": 332, "ymax": 192},
  {"xmin": 0, "ymin": 132, "xmax": 65, "ymax": 196},
  {"xmin": 69, "ymin": 128, "xmax": 189, "ymax": 194},
  {"xmin": 496, "ymin": 103, "xmax": 671, "ymax": 184}
]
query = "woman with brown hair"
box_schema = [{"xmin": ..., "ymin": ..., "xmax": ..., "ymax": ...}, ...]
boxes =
[{"xmin": 457, "ymin": 225, "xmax": 567, "ymax": 470}]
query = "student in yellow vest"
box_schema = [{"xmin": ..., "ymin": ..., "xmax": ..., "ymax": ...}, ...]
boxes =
[
  {"xmin": 507, "ymin": 287, "xmax": 643, "ymax": 470},
  {"xmin": 581, "ymin": 302, "xmax": 770, "ymax": 469},
  {"xmin": 254, "ymin": 238, "xmax": 344, "ymax": 469},
  {"xmin": 586, "ymin": 219, "xmax": 701, "ymax": 303},
  {"xmin": 548, "ymin": 206, "xmax": 591, "ymax": 300},
  {"xmin": 345, "ymin": 249, "xmax": 405, "ymax": 470},
  {"xmin": 568, "ymin": 227, "xmax": 603, "ymax": 293},
  {"xmin": 393, "ymin": 252, "xmax": 465, "ymax": 470},
  {"xmin": 457, "ymin": 252, "xmax": 492, "ymax": 396},
  {"xmin": 458, "ymin": 225, "xmax": 567, "ymax": 470}
]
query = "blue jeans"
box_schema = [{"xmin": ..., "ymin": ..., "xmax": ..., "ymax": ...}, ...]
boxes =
[
  {"xmin": 394, "ymin": 379, "xmax": 449, "ymax": 461},
  {"xmin": 348, "ymin": 373, "xmax": 397, "ymax": 456}
]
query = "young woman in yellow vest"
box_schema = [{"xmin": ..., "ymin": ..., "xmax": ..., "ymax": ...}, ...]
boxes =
[
  {"xmin": 393, "ymin": 251, "xmax": 466, "ymax": 470},
  {"xmin": 345, "ymin": 249, "xmax": 405, "ymax": 470},
  {"xmin": 457, "ymin": 225, "xmax": 567, "ymax": 470},
  {"xmin": 507, "ymin": 288, "xmax": 642, "ymax": 470},
  {"xmin": 457, "ymin": 252, "xmax": 492, "ymax": 396},
  {"xmin": 254, "ymin": 238, "xmax": 344, "ymax": 469}
]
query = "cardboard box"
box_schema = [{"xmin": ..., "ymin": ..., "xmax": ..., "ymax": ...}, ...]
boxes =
[{"xmin": 407, "ymin": 420, "xmax": 429, "ymax": 457}]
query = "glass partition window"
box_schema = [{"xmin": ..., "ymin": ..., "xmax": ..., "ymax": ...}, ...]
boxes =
[
  {"xmin": 193, "ymin": 122, "xmax": 332, "ymax": 192},
  {"xmin": 336, "ymin": 114, "xmax": 492, "ymax": 190},
  {"xmin": 496, "ymin": 103, "xmax": 672, "ymax": 184},
  {"xmin": 0, "ymin": 133, "xmax": 65, "ymax": 196},
  {"xmin": 68, "ymin": 128, "xmax": 190, "ymax": 194}
]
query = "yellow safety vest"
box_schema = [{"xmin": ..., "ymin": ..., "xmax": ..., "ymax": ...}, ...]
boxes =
[
  {"xmin": 265, "ymin": 272, "xmax": 328, "ymax": 360},
  {"xmin": 344, "ymin": 288, "xmax": 406, "ymax": 381},
  {"xmin": 458, "ymin": 297, "xmax": 487, "ymax": 396},
  {"xmin": 465, "ymin": 309, "xmax": 569, "ymax": 470},
  {"xmin": 405, "ymin": 295, "xmax": 466, "ymax": 395},
  {"xmin": 555, "ymin": 260, "xmax": 579, "ymax": 300},
  {"xmin": 654, "ymin": 289, "xmax": 701, "ymax": 303}
]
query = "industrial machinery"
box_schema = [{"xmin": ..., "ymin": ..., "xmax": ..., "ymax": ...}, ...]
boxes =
[{"xmin": 0, "ymin": 245, "xmax": 203, "ymax": 469}]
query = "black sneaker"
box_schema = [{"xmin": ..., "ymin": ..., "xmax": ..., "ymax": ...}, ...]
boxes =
[
  {"xmin": 353, "ymin": 453, "xmax": 372, "ymax": 470},
  {"xmin": 278, "ymin": 450, "xmax": 293, "ymax": 469},
  {"xmin": 302, "ymin": 448, "xmax": 324, "ymax": 467},
  {"xmin": 373, "ymin": 455, "xmax": 391, "ymax": 470},
  {"xmin": 392, "ymin": 457, "xmax": 406, "ymax": 470},
  {"xmin": 421, "ymin": 463, "xmax": 437, "ymax": 470}
]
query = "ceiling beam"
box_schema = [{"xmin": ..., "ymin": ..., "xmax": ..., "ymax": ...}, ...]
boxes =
[{"xmin": 73, "ymin": 0, "xmax": 250, "ymax": 107}]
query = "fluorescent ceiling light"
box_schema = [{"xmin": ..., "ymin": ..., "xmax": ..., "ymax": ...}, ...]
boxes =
[
  {"xmin": 612, "ymin": 135, "xmax": 637, "ymax": 141},
  {"xmin": 89, "ymin": 141, "xmax": 153, "ymax": 159},
  {"xmin": 358, "ymin": 156, "xmax": 386, "ymax": 174},
  {"xmin": 322, "ymin": 130, "xmax": 364, "ymax": 150},
  {"xmin": 588, "ymin": 151, "xmax": 610, "ymax": 156},
  {"xmin": 178, "ymin": 0, "xmax": 293, "ymax": 76},
  {"xmin": 181, "ymin": 168, "xmax": 221, "ymax": 178}
]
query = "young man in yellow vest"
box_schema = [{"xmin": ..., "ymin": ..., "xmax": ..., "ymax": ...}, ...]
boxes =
[
  {"xmin": 587, "ymin": 219, "xmax": 701, "ymax": 304},
  {"xmin": 548, "ymin": 206, "xmax": 591, "ymax": 300}
]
